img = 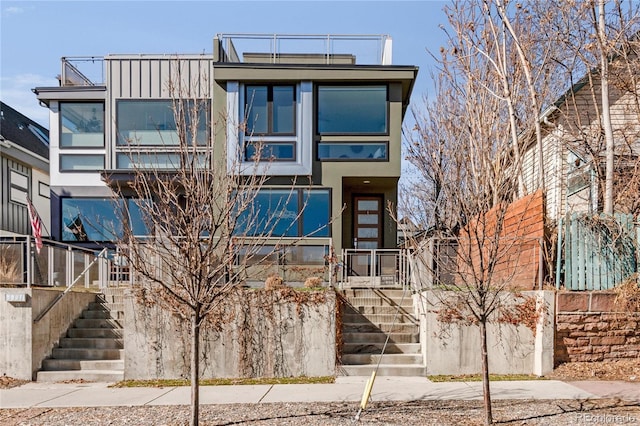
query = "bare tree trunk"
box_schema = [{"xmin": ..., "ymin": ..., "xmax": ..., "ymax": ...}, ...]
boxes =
[
  {"xmin": 495, "ymin": 0, "xmax": 546, "ymax": 191},
  {"xmin": 598, "ymin": 0, "xmax": 615, "ymax": 214},
  {"xmin": 480, "ymin": 319, "xmax": 493, "ymax": 425},
  {"xmin": 190, "ymin": 311, "xmax": 200, "ymax": 426}
]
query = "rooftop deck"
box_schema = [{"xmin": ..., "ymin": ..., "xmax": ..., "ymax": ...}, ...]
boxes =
[{"xmin": 58, "ymin": 33, "xmax": 393, "ymax": 86}]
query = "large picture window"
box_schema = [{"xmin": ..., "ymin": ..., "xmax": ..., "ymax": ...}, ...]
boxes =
[
  {"xmin": 235, "ymin": 188, "xmax": 330, "ymax": 238},
  {"xmin": 116, "ymin": 100, "xmax": 209, "ymax": 146},
  {"xmin": 245, "ymin": 85, "xmax": 295, "ymax": 135},
  {"xmin": 61, "ymin": 198, "xmax": 149, "ymax": 242},
  {"xmin": 60, "ymin": 102, "xmax": 104, "ymax": 148},
  {"xmin": 317, "ymin": 85, "xmax": 387, "ymax": 134}
]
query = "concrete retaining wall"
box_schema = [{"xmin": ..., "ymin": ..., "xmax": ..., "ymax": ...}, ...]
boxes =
[
  {"xmin": 124, "ymin": 288, "xmax": 336, "ymax": 379},
  {"xmin": 556, "ymin": 291, "xmax": 640, "ymax": 364},
  {"xmin": 415, "ymin": 290, "xmax": 554, "ymax": 376},
  {"xmin": 0, "ymin": 288, "xmax": 96, "ymax": 380}
]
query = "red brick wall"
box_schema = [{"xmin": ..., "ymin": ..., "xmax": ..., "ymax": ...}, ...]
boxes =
[{"xmin": 555, "ymin": 292, "xmax": 640, "ymax": 364}]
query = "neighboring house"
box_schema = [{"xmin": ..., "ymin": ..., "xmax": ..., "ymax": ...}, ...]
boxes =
[
  {"xmin": 33, "ymin": 34, "xmax": 418, "ymax": 269},
  {"xmin": 0, "ymin": 102, "xmax": 50, "ymax": 237},
  {"xmin": 520, "ymin": 55, "xmax": 640, "ymax": 223}
]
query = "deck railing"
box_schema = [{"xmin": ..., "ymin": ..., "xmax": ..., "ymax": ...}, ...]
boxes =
[
  {"xmin": 340, "ymin": 249, "xmax": 412, "ymax": 290},
  {"xmin": 0, "ymin": 236, "xmax": 125, "ymax": 289}
]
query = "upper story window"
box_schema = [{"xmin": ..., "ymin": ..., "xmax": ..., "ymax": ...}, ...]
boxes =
[
  {"xmin": 317, "ymin": 85, "xmax": 388, "ymax": 134},
  {"xmin": 116, "ymin": 100, "xmax": 209, "ymax": 146},
  {"xmin": 245, "ymin": 85, "xmax": 296, "ymax": 136},
  {"xmin": 60, "ymin": 102, "xmax": 104, "ymax": 148}
]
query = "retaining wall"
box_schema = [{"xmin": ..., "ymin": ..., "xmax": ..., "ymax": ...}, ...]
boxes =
[
  {"xmin": 0, "ymin": 288, "xmax": 96, "ymax": 380},
  {"xmin": 556, "ymin": 291, "xmax": 640, "ymax": 364},
  {"xmin": 415, "ymin": 290, "xmax": 555, "ymax": 376},
  {"xmin": 124, "ymin": 288, "xmax": 336, "ymax": 379}
]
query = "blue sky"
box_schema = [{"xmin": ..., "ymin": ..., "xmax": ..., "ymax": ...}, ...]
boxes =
[{"xmin": 1, "ymin": 1, "xmax": 450, "ymax": 128}]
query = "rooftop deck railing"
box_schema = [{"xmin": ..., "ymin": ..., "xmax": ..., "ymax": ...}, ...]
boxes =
[{"xmin": 216, "ymin": 33, "xmax": 393, "ymax": 65}]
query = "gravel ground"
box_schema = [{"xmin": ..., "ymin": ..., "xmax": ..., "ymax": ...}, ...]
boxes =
[
  {"xmin": 2, "ymin": 360, "xmax": 640, "ymax": 425},
  {"xmin": 1, "ymin": 399, "xmax": 639, "ymax": 425}
]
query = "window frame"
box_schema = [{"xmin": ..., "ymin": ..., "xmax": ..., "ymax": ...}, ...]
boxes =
[
  {"xmin": 236, "ymin": 188, "xmax": 332, "ymax": 238},
  {"xmin": 316, "ymin": 84, "xmax": 389, "ymax": 136},
  {"xmin": 316, "ymin": 141, "xmax": 389, "ymax": 162},
  {"xmin": 115, "ymin": 99, "xmax": 210, "ymax": 147},
  {"xmin": 59, "ymin": 153, "xmax": 105, "ymax": 173},
  {"xmin": 244, "ymin": 141, "xmax": 297, "ymax": 162},
  {"xmin": 9, "ymin": 169, "xmax": 29, "ymax": 205},
  {"xmin": 60, "ymin": 197, "xmax": 150, "ymax": 243},
  {"xmin": 59, "ymin": 101, "xmax": 105, "ymax": 149},
  {"xmin": 244, "ymin": 84, "xmax": 297, "ymax": 136}
]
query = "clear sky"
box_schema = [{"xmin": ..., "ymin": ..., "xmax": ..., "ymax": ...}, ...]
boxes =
[{"xmin": 1, "ymin": 0, "xmax": 450, "ymax": 128}]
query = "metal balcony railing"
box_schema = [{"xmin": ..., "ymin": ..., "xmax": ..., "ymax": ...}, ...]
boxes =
[
  {"xmin": 215, "ymin": 33, "xmax": 393, "ymax": 65},
  {"xmin": 340, "ymin": 248, "xmax": 412, "ymax": 290},
  {"xmin": 0, "ymin": 236, "xmax": 127, "ymax": 288}
]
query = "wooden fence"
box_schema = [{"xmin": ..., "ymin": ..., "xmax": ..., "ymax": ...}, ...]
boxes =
[{"xmin": 561, "ymin": 214, "xmax": 638, "ymax": 290}]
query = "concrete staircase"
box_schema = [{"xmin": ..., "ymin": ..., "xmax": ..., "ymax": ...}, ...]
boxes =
[
  {"xmin": 37, "ymin": 288, "xmax": 125, "ymax": 382},
  {"xmin": 339, "ymin": 288, "xmax": 425, "ymax": 376}
]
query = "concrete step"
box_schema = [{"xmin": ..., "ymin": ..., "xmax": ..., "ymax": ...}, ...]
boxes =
[
  {"xmin": 89, "ymin": 302, "xmax": 125, "ymax": 312},
  {"xmin": 341, "ymin": 353, "xmax": 423, "ymax": 365},
  {"xmin": 342, "ymin": 297, "xmax": 413, "ymax": 310},
  {"xmin": 59, "ymin": 338, "xmax": 123, "ymax": 349},
  {"xmin": 96, "ymin": 294, "xmax": 125, "ymax": 304},
  {"xmin": 343, "ymin": 322, "xmax": 418, "ymax": 334},
  {"xmin": 52, "ymin": 348, "xmax": 124, "ymax": 360},
  {"xmin": 345, "ymin": 298, "xmax": 413, "ymax": 315},
  {"xmin": 36, "ymin": 370, "xmax": 124, "ymax": 382},
  {"xmin": 343, "ymin": 305, "xmax": 415, "ymax": 316},
  {"xmin": 341, "ymin": 288, "xmax": 410, "ymax": 299},
  {"xmin": 67, "ymin": 328, "xmax": 122, "ymax": 338},
  {"xmin": 343, "ymin": 313, "xmax": 418, "ymax": 325},
  {"xmin": 81, "ymin": 310, "xmax": 122, "ymax": 320},
  {"xmin": 338, "ymin": 364, "xmax": 426, "ymax": 377},
  {"xmin": 343, "ymin": 342, "xmax": 421, "ymax": 355},
  {"xmin": 342, "ymin": 332, "xmax": 419, "ymax": 344},
  {"xmin": 41, "ymin": 359, "xmax": 124, "ymax": 371},
  {"xmin": 74, "ymin": 318, "xmax": 122, "ymax": 329}
]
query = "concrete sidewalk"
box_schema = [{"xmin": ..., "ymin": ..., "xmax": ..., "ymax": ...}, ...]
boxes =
[{"xmin": 3, "ymin": 377, "xmax": 638, "ymax": 409}]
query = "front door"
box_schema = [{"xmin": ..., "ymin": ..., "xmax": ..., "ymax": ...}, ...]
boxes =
[{"xmin": 353, "ymin": 195, "xmax": 383, "ymax": 249}]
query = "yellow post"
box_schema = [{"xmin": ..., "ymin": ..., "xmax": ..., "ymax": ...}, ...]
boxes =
[{"xmin": 360, "ymin": 370, "xmax": 377, "ymax": 410}]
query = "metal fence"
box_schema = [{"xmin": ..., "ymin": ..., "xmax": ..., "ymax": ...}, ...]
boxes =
[
  {"xmin": 409, "ymin": 236, "xmax": 545, "ymax": 292},
  {"xmin": 340, "ymin": 249, "xmax": 412, "ymax": 290},
  {"xmin": 0, "ymin": 236, "xmax": 124, "ymax": 289}
]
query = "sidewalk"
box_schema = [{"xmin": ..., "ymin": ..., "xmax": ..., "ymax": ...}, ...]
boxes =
[{"xmin": 2, "ymin": 377, "xmax": 638, "ymax": 409}]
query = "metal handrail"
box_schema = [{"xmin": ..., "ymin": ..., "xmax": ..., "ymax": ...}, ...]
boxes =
[{"xmin": 33, "ymin": 248, "xmax": 108, "ymax": 323}]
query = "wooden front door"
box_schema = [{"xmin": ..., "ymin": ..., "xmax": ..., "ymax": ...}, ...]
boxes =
[{"xmin": 353, "ymin": 195, "xmax": 383, "ymax": 249}]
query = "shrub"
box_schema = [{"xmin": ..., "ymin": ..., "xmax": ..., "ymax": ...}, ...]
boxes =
[
  {"xmin": 264, "ymin": 274, "xmax": 284, "ymax": 290},
  {"xmin": 304, "ymin": 276, "xmax": 323, "ymax": 288}
]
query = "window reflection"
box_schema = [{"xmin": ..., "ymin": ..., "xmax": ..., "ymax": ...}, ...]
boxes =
[
  {"xmin": 60, "ymin": 102, "xmax": 104, "ymax": 148},
  {"xmin": 317, "ymin": 86, "xmax": 387, "ymax": 134}
]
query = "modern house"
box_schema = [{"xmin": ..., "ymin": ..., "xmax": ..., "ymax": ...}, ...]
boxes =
[
  {"xmin": 33, "ymin": 34, "xmax": 418, "ymax": 281},
  {"xmin": 0, "ymin": 101, "xmax": 50, "ymax": 237}
]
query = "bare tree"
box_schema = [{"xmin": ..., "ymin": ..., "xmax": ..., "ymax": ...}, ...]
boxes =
[
  {"xmin": 533, "ymin": 0, "xmax": 640, "ymax": 215},
  {"xmin": 107, "ymin": 66, "xmax": 306, "ymax": 426},
  {"xmin": 401, "ymin": 3, "xmax": 550, "ymax": 424}
]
